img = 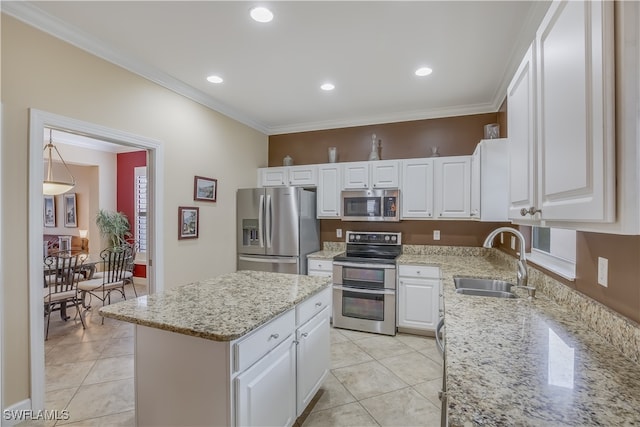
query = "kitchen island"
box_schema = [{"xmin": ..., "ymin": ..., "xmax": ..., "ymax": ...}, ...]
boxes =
[
  {"xmin": 100, "ymin": 270, "xmax": 332, "ymax": 427},
  {"xmin": 398, "ymin": 246, "xmax": 640, "ymax": 427}
]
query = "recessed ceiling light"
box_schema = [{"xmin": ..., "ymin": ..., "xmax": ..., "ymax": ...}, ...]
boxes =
[
  {"xmin": 415, "ymin": 67, "xmax": 433, "ymax": 77},
  {"xmin": 207, "ymin": 75, "xmax": 223, "ymax": 84},
  {"xmin": 320, "ymin": 83, "xmax": 335, "ymax": 91},
  {"xmin": 250, "ymin": 7, "xmax": 273, "ymax": 23}
]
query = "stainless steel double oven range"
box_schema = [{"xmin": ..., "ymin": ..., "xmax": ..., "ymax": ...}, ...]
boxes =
[{"xmin": 332, "ymin": 231, "xmax": 401, "ymax": 336}]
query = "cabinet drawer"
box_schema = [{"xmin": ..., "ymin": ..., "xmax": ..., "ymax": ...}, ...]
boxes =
[
  {"xmin": 398, "ymin": 265, "xmax": 440, "ymax": 279},
  {"xmin": 234, "ymin": 309, "xmax": 295, "ymax": 373},
  {"xmin": 296, "ymin": 287, "xmax": 331, "ymax": 327},
  {"xmin": 307, "ymin": 259, "xmax": 333, "ymax": 272}
]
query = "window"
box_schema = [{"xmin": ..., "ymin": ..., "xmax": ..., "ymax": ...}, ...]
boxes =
[
  {"xmin": 529, "ymin": 226, "xmax": 576, "ymax": 280},
  {"xmin": 134, "ymin": 166, "xmax": 147, "ymax": 254}
]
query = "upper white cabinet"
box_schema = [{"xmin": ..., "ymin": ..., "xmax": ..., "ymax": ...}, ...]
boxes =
[
  {"xmin": 434, "ymin": 156, "xmax": 471, "ymax": 219},
  {"xmin": 316, "ymin": 164, "xmax": 341, "ymax": 218},
  {"xmin": 259, "ymin": 165, "xmax": 318, "ymax": 187},
  {"xmin": 401, "ymin": 158, "xmax": 434, "ymax": 219},
  {"xmin": 508, "ymin": 0, "xmax": 615, "ymax": 224},
  {"xmin": 471, "ymin": 139, "xmax": 509, "ymax": 221},
  {"xmin": 343, "ymin": 160, "xmax": 399, "ymax": 189}
]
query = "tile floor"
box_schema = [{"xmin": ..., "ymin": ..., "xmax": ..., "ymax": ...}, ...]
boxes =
[{"xmin": 23, "ymin": 288, "xmax": 443, "ymax": 427}]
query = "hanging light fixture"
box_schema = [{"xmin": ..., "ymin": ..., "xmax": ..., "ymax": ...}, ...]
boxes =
[{"xmin": 43, "ymin": 128, "xmax": 75, "ymax": 195}]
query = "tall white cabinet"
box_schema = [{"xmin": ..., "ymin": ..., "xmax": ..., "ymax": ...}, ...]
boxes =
[
  {"xmin": 434, "ymin": 157, "xmax": 471, "ymax": 219},
  {"xmin": 401, "ymin": 158, "xmax": 434, "ymax": 219},
  {"xmin": 316, "ymin": 164, "xmax": 341, "ymax": 218}
]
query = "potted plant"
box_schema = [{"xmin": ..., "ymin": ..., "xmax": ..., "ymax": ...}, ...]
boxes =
[{"xmin": 95, "ymin": 209, "xmax": 133, "ymax": 248}]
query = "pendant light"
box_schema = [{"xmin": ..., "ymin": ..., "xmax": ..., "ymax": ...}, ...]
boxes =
[{"xmin": 43, "ymin": 129, "xmax": 75, "ymax": 195}]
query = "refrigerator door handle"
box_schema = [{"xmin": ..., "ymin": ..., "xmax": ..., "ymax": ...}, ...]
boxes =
[
  {"xmin": 238, "ymin": 256, "xmax": 297, "ymax": 264},
  {"xmin": 258, "ymin": 194, "xmax": 265, "ymax": 248},
  {"xmin": 266, "ymin": 194, "xmax": 272, "ymax": 249}
]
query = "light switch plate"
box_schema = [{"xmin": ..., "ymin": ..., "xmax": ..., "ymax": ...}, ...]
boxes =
[
  {"xmin": 500, "ymin": 233, "xmax": 504, "ymax": 244},
  {"xmin": 336, "ymin": 228, "xmax": 342, "ymax": 238},
  {"xmin": 510, "ymin": 236, "xmax": 516, "ymax": 250},
  {"xmin": 598, "ymin": 257, "xmax": 608, "ymax": 287},
  {"xmin": 433, "ymin": 230, "xmax": 441, "ymax": 241}
]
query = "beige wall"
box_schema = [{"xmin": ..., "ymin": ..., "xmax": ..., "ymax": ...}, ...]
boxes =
[{"xmin": 1, "ymin": 15, "xmax": 267, "ymax": 406}]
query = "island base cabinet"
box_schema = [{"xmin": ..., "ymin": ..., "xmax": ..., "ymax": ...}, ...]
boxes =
[
  {"xmin": 235, "ymin": 335, "xmax": 297, "ymax": 427},
  {"xmin": 296, "ymin": 306, "xmax": 330, "ymax": 416},
  {"xmin": 135, "ymin": 325, "xmax": 233, "ymax": 427}
]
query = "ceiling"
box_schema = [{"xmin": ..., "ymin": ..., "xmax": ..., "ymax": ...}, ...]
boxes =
[{"xmin": 5, "ymin": 1, "xmax": 550, "ymax": 135}]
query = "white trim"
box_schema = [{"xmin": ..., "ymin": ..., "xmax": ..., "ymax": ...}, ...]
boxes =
[
  {"xmin": 1, "ymin": 102, "xmax": 4, "ymax": 424},
  {"xmin": 527, "ymin": 250, "xmax": 576, "ymax": 281},
  {"xmin": 28, "ymin": 109, "xmax": 165, "ymax": 412},
  {"xmin": 1, "ymin": 399, "xmax": 32, "ymax": 427}
]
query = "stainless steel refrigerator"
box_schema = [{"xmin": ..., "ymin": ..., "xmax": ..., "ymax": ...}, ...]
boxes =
[{"xmin": 237, "ymin": 187, "xmax": 319, "ymax": 275}]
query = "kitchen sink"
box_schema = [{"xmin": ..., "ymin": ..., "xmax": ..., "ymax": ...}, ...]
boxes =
[{"xmin": 454, "ymin": 277, "xmax": 517, "ymax": 298}]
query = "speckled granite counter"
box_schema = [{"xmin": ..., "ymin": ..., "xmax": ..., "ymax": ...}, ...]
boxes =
[
  {"xmin": 307, "ymin": 241, "xmax": 345, "ymax": 260},
  {"xmin": 398, "ymin": 247, "xmax": 640, "ymax": 426},
  {"xmin": 99, "ymin": 270, "xmax": 331, "ymax": 341}
]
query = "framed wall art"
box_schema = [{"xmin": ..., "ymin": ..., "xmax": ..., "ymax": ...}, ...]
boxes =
[
  {"xmin": 63, "ymin": 193, "xmax": 78, "ymax": 227},
  {"xmin": 194, "ymin": 176, "xmax": 217, "ymax": 202},
  {"xmin": 44, "ymin": 195, "xmax": 56, "ymax": 227},
  {"xmin": 178, "ymin": 206, "xmax": 199, "ymax": 240}
]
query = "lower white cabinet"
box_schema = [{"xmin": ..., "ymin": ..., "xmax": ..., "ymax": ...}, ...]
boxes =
[
  {"xmin": 236, "ymin": 335, "xmax": 297, "ymax": 427},
  {"xmin": 296, "ymin": 306, "xmax": 330, "ymax": 415},
  {"xmin": 397, "ymin": 265, "xmax": 441, "ymax": 333},
  {"xmin": 307, "ymin": 258, "xmax": 333, "ymax": 278}
]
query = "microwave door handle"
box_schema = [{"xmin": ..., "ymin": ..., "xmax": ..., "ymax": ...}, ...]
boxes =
[
  {"xmin": 266, "ymin": 194, "xmax": 272, "ymax": 249},
  {"xmin": 258, "ymin": 194, "xmax": 265, "ymax": 248}
]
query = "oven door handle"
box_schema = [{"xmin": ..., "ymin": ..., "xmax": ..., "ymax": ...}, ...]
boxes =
[
  {"xmin": 333, "ymin": 261, "xmax": 396, "ymax": 270},
  {"xmin": 332, "ymin": 285, "xmax": 395, "ymax": 295}
]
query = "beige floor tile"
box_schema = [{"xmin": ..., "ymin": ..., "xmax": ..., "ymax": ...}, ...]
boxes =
[
  {"xmin": 45, "ymin": 386, "xmax": 77, "ymax": 411},
  {"xmin": 63, "ymin": 410, "xmax": 135, "ymax": 426},
  {"xmin": 335, "ymin": 328, "xmax": 376, "ymax": 341},
  {"xmin": 302, "ymin": 402, "xmax": 378, "ymax": 427},
  {"xmin": 378, "ymin": 351, "xmax": 443, "ymax": 385},
  {"xmin": 46, "ymin": 340, "xmax": 109, "ymax": 366},
  {"xmin": 58, "ymin": 378, "xmax": 134, "ymax": 425},
  {"xmin": 110, "ymin": 322, "xmax": 135, "ymax": 339},
  {"xmin": 99, "ymin": 337, "xmax": 134, "ymax": 358},
  {"xmin": 360, "ymin": 387, "xmax": 441, "ymax": 427},
  {"xmin": 330, "ymin": 328, "xmax": 349, "ymax": 344},
  {"xmin": 83, "ymin": 355, "xmax": 134, "ymax": 385},
  {"xmin": 395, "ymin": 333, "xmax": 436, "ymax": 351},
  {"xmin": 45, "ymin": 360, "xmax": 95, "ymax": 392},
  {"xmin": 354, "ymin": 335, "xmax": 414, "ymax": 360},
  {"xmin": 331, "ymin": 341, "xmax": 374, "ymax": 369},
  {"xmin": 310, "ymin": 372, "xmax": 357, "ymax": 413},
  {"xmin": 332, "ymin": 360, "xmax": 408, "ymax": 400},
  {"xmin": 419, "ymin": 344, "xmax": 444, "ymax": 366},
  {"xmin": 413, "ymin": 378, "xmax": 444, "ymax": 408}
]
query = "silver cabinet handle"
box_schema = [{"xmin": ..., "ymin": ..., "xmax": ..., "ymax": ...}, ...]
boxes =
[
  {"xmin": 315, "ymin": 302, "xmax": 323, "ymax": 307},
  {"xmin": 301, "ymin": 332, "xmax": 309, "ymax": 338},
  {"xmin": 269, "ymin": 333, "xmax": 279, "ymax": 340},
  {"xmin": 520, "ymin": 206, "xmax": 542, "ymax": 216}
]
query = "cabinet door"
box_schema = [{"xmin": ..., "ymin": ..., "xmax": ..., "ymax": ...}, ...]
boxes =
[
  {"xmin": 434, "ymin": 157, "xmax": 471, "ymax": 218},
  {"xmin": 289, "ymin": 165, "xmax": 318, "ymax": 187},
  {"xmin": 470, "ymin": 147, "xmax": 481, "ymax": 219},
  {"xmin": 296, "ymin": 307, "xmax": 330, "ymax": 416},
  {"xmin": 507, "ymin": 42, "xmax": 537, "ymax": 221},
  {"xmin": 235, "ymin": 335, "xmax": 296, "ymax": 427},
  {"xmin": 400, "ymin": 158, "xmax": 433, "ymax": 219},
  {"xmin": 536, "ymin": 0, "xmax": 614, "ymax": 222},
  {"xmin": 343, "ymin": 162, "xmax": 369, "ymax": 189},
  {"xmin": 371, "ymin": 160, "xmax": 399, "ymax": 188},
  {"xmin": 397, "ymin": 278, "xmax": 440, "ymax": 331},
  {"xmin": 317, "ymin": 164, "xmax": 342, "ymax": 218},
  {"xmin": 260, "ymin": 167, "xmax": 288, "ymax": 187}
]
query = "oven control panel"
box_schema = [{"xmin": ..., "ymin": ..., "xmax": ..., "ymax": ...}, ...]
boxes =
[{"xmin": 346, "ymin": 231, "xmax": 401, "ymax": 245}]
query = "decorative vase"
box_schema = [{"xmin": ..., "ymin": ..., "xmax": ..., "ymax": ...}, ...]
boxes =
[
  {"xmin": 328, "ymin": 147, "xmax": 337, "ymax": 163},
  {"xmin": 368, "ymin": 133, "xmax": 380, "ymax": 161}
]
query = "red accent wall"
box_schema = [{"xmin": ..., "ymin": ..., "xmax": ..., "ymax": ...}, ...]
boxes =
[{"xmin": 117, "ymin": 151, "xmax": 147, "ymax": 277}]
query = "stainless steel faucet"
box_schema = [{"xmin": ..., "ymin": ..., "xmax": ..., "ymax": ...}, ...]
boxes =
[{"xmin": 482, "ymin": 227, "xmax": 535, "ymax": 298}]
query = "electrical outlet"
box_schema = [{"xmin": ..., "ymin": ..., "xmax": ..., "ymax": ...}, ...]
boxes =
[
  {"xmin": 433, "ymin": 230, "xmax": 441, "ymax": 241},
  {"xmin": 598, "ymin": 257, "xmax": 608, "ymax": 287},
  {"xmin": 500, "ymin": 233, "xmax": 504, "ymax": 244},
  {"xmin": 336, "ymin": 228, "xmax": 342, "ymax": 238},
  {"xmin": 510, "ymin": 236, "xmax": 516, "ymax": 250}
]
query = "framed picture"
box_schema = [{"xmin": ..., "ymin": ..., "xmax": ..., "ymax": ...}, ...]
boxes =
[
  {"xmin": 63, "ymin": 193, "xmax": 78, "ymax": 227},
  {"xmin": 44, "ymin": 195, "xmax": 56, "ymax": 227},
  {"xmin": 194, "ymin": 176, "xmax": 217, "ymax": 202},
  {"xmin": 178, "ymin": 206, "xmax": 199, "ymax": 240}
]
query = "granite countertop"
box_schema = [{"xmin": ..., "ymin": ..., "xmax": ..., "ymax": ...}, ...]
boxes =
[
  {"xmin": 306, "ymin": 249, "xmax": 344, "ymax": 260},
  {"xmin": 398, "ymin": 249, "xmax": 640, "ymax": 426},
  {"xmin": 99, "ymin": 271, "xmax": 331, "ymax": 342}
]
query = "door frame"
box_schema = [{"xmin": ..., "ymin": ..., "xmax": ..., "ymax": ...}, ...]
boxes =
[{"xmin": 28, "ymin": 109, "xmax": 165, "ymax": 410}]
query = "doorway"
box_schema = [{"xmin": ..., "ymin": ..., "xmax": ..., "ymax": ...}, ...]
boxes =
[{"xmin": 28, "ymin": 109, "xmax": 165, "ymax": 411}]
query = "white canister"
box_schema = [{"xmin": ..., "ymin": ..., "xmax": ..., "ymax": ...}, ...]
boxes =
[{"xmin": 328, "ymin": 147, "xmax": 337, "ymax": 163}]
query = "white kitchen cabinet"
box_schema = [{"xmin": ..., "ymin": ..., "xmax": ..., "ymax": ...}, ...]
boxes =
[
  {"xmin": 471, "ymin": 139, "xmax": 509, "ymax": 221},
  {"xmin": 508, "ymin": 0, "xmax": 615, "ymax": 224},
  {"xmin": 296, "ymin": 306, "xmax": 330, "ymax": 416},
  {"xmin": 258, "ymin": 165, "xmax": 318, "ymax": 187},
  {"xmin": 342, "ymin": 161, "xmax": 370, "ymax": 189},
  {"xmin": 397, "ymin": 265, "xmax": 441, "ymax": 334},
  {"xmin": 316, "ymin": 164, "xmax": 341, "ymax": 218},
  {"xmin": 342, "ymin": 160, "xmax": 399, "ymax": 189},
  {"xmin": 400, "ymin": 158, "xmax": 434, "ymax": 219},
  {"xmin": 235, "ymin": 335, "xmax": 297, "ymax": 427},
  {"xmin": 307, "ymin": 258, "xmax": 333, "ymax": 278},
  {"xmin": 434, "ymin": 156, "xmax": 471, "ymax": 219}
]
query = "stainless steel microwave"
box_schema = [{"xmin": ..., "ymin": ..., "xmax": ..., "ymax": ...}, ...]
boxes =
[{"xmin": 341, "ymin": 189, "xmax": 400, "ymax": 222}]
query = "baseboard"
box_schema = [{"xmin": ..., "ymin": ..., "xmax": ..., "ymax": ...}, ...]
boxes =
[{"xmin": 2, "ymin": 398, "xmax": 31, "ymax": 427}]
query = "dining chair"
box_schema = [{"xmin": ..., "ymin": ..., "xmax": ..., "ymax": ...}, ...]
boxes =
[
  {"xmin": 123, "ymin": 242, "xmax": 138, "ymax": 297},
  {"xmin": 43, "ymin": 251, "xmax": 87, "ymax": 340}
]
